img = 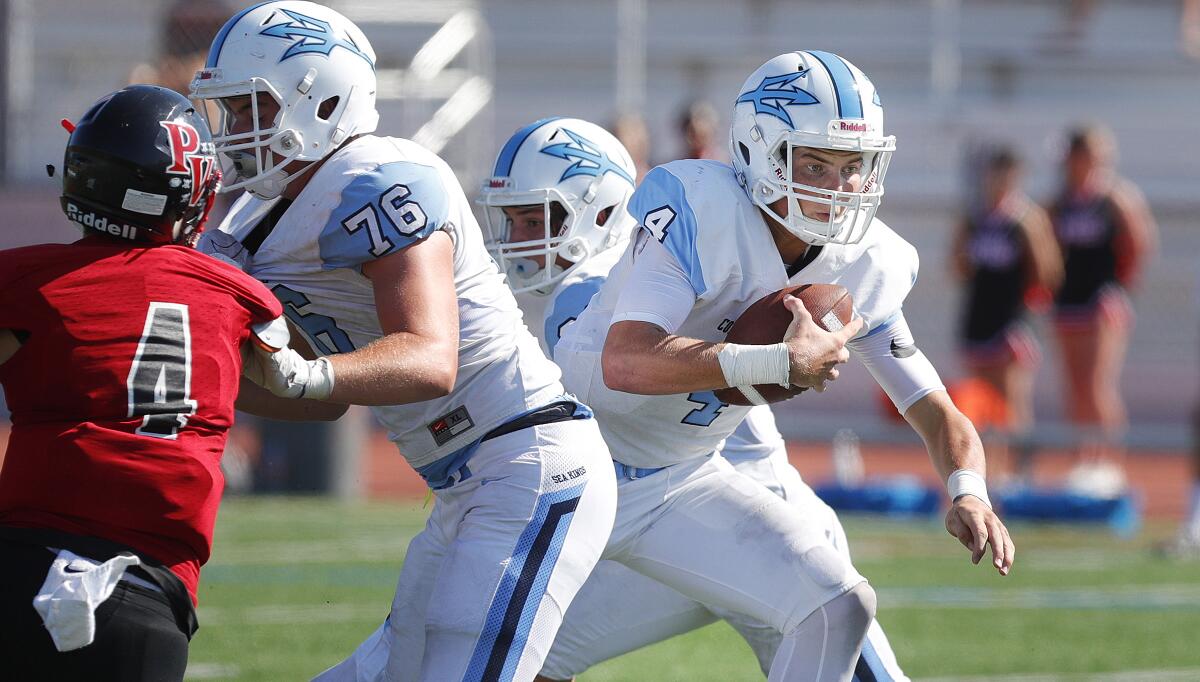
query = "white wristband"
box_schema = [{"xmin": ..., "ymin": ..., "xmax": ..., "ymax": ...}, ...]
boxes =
[
  {"xmin": 947, "ymin": 469, "xmax": 991, "ymax": 508},
  {"xmin": 301, "ymin": 356, "xmax": 336, "ymax": 401},
  {"xmin": 717, "ymin": 342, "xmax": 790, "ymax": 389}
]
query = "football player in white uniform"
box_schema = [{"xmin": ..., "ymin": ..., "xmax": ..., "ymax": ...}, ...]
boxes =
[
  {"xmin": 481, "ymin": 117, "xmax": 908, "ymax": 680},
  {"xmin": 544, "ymin": 51, "xmax": 1016, "ymax": 682},
  {"xmin": 190, "ymin": 3, "xmax": 616, "ymax": 681}
]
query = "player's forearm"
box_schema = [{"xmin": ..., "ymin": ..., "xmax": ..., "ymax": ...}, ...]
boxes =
[
  {"xmin": 602, "ymin": 320, "xmax": 728, "ymax": 394},
  {"xmin": 904, "ymin": 390, "xmax": 987, "ymax": 481},
  {"xmin": 325, "ymin": 331, "xmax": 457, "ymax": 405},
  {"xmin": 235, "ymin": 378, "xmax": 349, "ymax": 421}
]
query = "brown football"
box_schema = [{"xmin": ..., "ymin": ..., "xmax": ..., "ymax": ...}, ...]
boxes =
[{"xmin": 713, "ymin": 283, "xmax": 854, "ymax": 406}]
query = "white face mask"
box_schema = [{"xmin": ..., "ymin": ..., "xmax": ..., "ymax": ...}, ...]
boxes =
[{"xmin": 750, "ymin": 130, "xmax": 893, "ymax": 246}]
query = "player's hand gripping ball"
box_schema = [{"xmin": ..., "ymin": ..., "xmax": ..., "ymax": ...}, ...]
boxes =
[{"xmin": 714, "ymin": 283, "xmax": 854, "ymax": 406}]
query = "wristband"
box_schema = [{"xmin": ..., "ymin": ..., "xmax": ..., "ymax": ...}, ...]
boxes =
[
  {"xmin": 947, "ymin": 469, "xmax": 991, "ymax": 508},
  {"xmin": 717, "ymin": 342, "xmax": 790, "ymax": 389},
  {"xmin": 300, "ymin": 356, "xmax": 336, "ymax": 401}
]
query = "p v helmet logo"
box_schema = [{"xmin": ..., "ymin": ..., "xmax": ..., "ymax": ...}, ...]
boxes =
[
  {"xmin": 540, "ymin": 129, "xmax": 635, "ymax": 185},
  {"xmin": 160, "ymin": 121, "xmax": 215, "ymax": 207}
]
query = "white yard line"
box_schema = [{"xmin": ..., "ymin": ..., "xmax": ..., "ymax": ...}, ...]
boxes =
[
  {"xmin": 183, "ymin": 663, "xmax": 240, "ymax": 680},
  {"xmin": 877, "ymin": 584, "xmax": 1200, "ymax": 610},
  {"xmin": 208, "ymin": 535, "xmax": 407, "ymax": 565},
  {"xmin": 920, "ymin": 669, "xmax": 1200, "ymax": 681},
  {"xmin": 196, "ymin": 602, "xmax": 386, "ymax": 626}
]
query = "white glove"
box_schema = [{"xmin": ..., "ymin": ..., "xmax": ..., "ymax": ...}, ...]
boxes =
[{"xmin": 244, "ymin": 345, "xmax": 336, "ymax": 400}]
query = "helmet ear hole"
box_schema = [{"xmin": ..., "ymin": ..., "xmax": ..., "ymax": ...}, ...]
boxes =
[
  {"xmin": 596, "ymin": 205, "xmax": 616, "ymax": 228},
  {"xmin": 738, "ymin": 142, "xmax": 752, "ymax": 166},
  {"xmin": 549, "ymin": 201, "xmax": 569, "ymax": 236},
  {"xmin": 317, "ymin": 96, "xmax": 340, "ymax": 121}
]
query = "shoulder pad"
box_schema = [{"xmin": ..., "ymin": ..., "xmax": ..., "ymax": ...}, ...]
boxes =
[
  {"xmin": 628, "ymin": 164, "xmax": 707, "ymax": 295},
  {"xmin": 318, "ymin": 161, "xmax": 450, "ymax": 270}
]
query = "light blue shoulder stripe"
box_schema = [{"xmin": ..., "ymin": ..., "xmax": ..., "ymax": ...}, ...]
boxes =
[
  {"xmin": 545, "ymin": 275, "xmax": 606, "ymax": 358},
  {"xmin": 628, "ymin": 166, "xmax": 707, "ymax": 295},
  {"xmin": 319, "ymin": 161, "xmax": 449, "ymax": 271}
]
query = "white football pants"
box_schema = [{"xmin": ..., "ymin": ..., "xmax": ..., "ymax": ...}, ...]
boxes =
[
  {"xmin": 540, "ymin": 407, "xmax": 908, "ymax": 681},
  {"xmin": 314, "ymin": 417, "xmax": 616, "ymax": 682}
]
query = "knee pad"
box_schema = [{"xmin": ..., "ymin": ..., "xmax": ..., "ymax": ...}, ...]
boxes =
[{"xmin": 827, "ymin": 582, "xmax": 876, "ymax": 632}]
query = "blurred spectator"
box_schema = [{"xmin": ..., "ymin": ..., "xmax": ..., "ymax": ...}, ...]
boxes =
[
  {"xmin": 950, "ymin": 145, "xmax": 1061, "ymax": 481},
  {"xmin": 1037, "ymin": 0, "xmax": 1095, "ymax": 53},
  {"xmin": 1042, "ymin": 0, "xmax": 1200, "ymax": 58},
  {"xmin": 1184, "ymin": 0, "xmax": 1200, "ymax": 58},
  {"xmin": 127, "ymin": 1, "xmax": 234, "ymax": 96},
  {"xmin": 1048, "ymin": 124, "xmax": 1157, "ymax": 496},
  {"xmin": 610, "ymin": 112, "xmax": 651, "ymax": 180},
  {"xmin": 675, "ymin": 99, "xmax": 722, "ymax": 161}
]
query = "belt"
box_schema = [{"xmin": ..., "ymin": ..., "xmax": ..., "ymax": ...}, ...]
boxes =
[
  {"xmin": 482, "ymin": 400, "xmax": 587, "ymax": 442},
  {"xmin": 613, "ymin": 461, "xmax": 667, "ymax": 481},
  {"xmin": 420, "ymin": 399, "xmax": 593, "ymax": 490}
]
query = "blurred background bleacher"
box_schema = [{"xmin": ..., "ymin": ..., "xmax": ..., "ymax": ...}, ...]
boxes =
[{"xmin": 1, "ymin": 0, "xmax": 1196, "ymax": 473}]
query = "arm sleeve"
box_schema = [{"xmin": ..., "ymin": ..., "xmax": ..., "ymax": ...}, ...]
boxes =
[
  {"xmin": 848, "ymin": 312, "xmax": 945, "ymax": 414},
  {"xmin": 610, "ymin": 230, "xmax": 698, "ymax": 334},
  {"xmin": 319, "ymin": 161, "xmax": 451, "ymax": 270}
]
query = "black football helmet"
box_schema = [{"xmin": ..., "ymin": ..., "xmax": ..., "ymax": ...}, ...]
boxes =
[{"xmin": 60, "ymin": 84, "xmax": 220, "ymax": 245}]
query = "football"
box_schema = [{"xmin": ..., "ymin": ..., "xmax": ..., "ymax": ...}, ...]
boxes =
[{"xmin": 713, "ymin": 283, "xmax": 854, "ymax": 406}]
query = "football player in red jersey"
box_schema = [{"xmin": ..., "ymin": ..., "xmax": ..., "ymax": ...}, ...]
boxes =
[{"xmin": 0, "ymin": 85, "xmax": 335, "ymax": 680}]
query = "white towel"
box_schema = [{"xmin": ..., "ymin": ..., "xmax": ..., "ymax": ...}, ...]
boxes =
[{"xmin": 32, "ymin": 549, "xmax": 142, "ymax": 651}]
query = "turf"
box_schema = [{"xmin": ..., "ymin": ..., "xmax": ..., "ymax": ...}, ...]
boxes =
[{"xmin": 185, "ymin": 497, "xmax": 1200, "ymax": 680}]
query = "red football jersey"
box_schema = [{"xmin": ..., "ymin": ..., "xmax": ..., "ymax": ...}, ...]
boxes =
[{"xmin": 0, "ymin": 236, "xmax": 282, "ymax": 602}]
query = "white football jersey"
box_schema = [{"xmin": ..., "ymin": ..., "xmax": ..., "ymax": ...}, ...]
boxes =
[
  {"xmin": 514, "ymin": 242, "xmax": 627, "ymax": 360},
  {"xmin": 514, "ymin": 235, "xmax": 790, "ymax": 466},
  {"xmin": 205, "ymin": 135, "xmax": 563, "ymax": 469},
  {"xmin": 556, "ymin": 160, "xmax": 919, "ymax": 468}
]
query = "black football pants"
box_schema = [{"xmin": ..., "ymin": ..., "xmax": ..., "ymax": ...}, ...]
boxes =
[{"xmin": 0, "ymin": 538, "xmax": 189, "ymax": 681}]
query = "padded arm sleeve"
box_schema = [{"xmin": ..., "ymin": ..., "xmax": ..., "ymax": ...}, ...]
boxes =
[{"xmin": 848, "ymin": 313, "xmax": 945, "ymax": 414}]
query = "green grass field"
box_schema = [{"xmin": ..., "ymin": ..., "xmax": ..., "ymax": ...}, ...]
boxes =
[{"xmin": 186, "ymin": 497, "xmax": 1200, "ymax": 681}]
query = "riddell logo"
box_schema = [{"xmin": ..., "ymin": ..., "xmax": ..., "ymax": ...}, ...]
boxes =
[
  {"xmin": 66, "ymin": 202, "xmax": 138, "ymax": 240},
  {"xmin": 486, "ymin": 177, "xmax": 513, "ymax": 189},
  {"xmin": 838, "ymin": 121, "xmax": 868, "ymax": 133}
]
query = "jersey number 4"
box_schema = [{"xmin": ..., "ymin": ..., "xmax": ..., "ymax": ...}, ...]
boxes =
[
  {"xmin": 127, "ymin": 302, "xmax": 197, "ymax": 439},
  {"xmin": 682, "ymin": 391, "xmax": 728, "ymax": 427},
  {"xmin": 642, "ymin": 205, "xmax": 676, "ymax": 243}
]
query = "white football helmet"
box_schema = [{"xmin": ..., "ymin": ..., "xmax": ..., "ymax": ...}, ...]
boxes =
[
  {"xmin": 730, "ymin": 51, "xmax": 895, "ymax": 245},
  {"xmin": 478, "ymin": 117, "xmax": 638, "ymax": 295},
  {"xmin": 190, "ymin": 1, "xmax": 379, "ymax": 199}
]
